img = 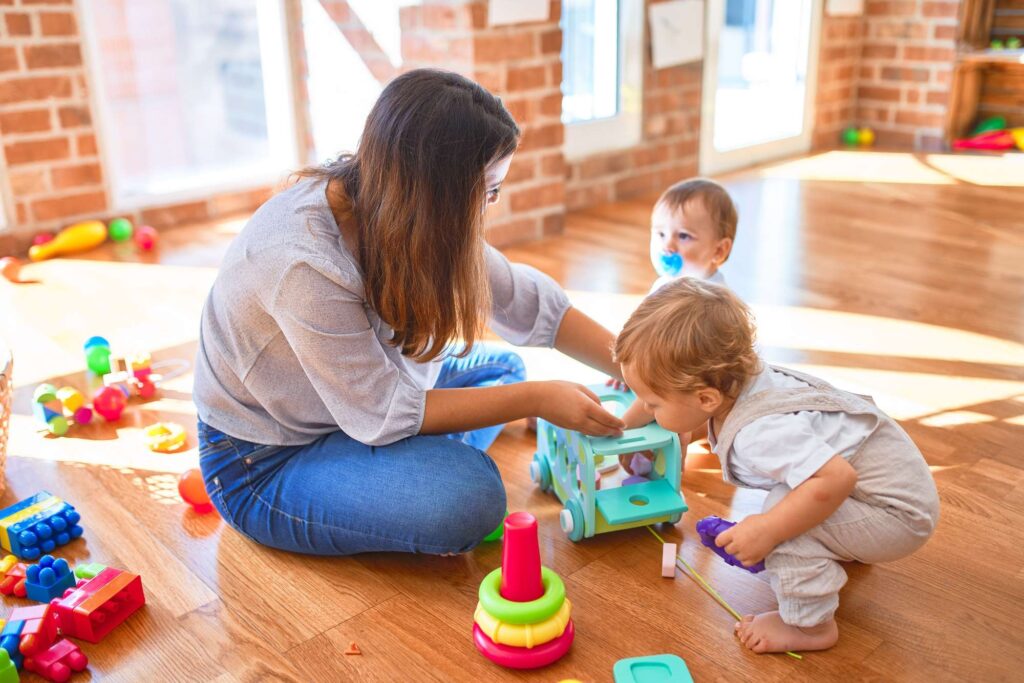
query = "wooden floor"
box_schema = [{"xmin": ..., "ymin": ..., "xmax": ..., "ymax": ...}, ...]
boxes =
[{"xmin": 2, "ymin": 150, "xmax": 1023, "ymax": 682}]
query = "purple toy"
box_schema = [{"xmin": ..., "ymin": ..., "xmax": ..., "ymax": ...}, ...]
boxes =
[{"xmin": 696, "ymin": 516, "xmax": 765, "ymax": 573}]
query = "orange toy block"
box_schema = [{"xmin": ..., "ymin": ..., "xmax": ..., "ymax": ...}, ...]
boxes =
[
  {"xmin": 10, "ymin": 604, "xmax": 58, "ymax": 656},
  {"xmin": 49, "ymin": 567, "xmax": 144, "ymax": 643},
  {"xmin": 0, "ymin": 555, "xmax": 27, "ymax": 597}
]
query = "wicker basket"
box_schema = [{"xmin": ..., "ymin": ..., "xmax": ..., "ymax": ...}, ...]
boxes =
[{"xmin": 0, "ymin": 342, "xmax": 10, "ymax": 498}]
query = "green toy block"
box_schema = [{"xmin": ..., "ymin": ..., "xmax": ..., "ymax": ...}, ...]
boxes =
[
  {"xmin": 0, "ymin": 648, "xmax": 17, "ymax": 683},
  {"xmin": 613, "ymin": 654, "xmax": 694, "ymax": 683},
  {"xmin": 483, "ymin": 511, "xmax": 508, "ymax": 542},
  {"xmin": 74, "ymin": 562, "xmax": 108, "ymax": 580}
]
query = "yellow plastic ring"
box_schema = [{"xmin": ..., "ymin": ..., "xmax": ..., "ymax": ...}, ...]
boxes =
[
  {"xmin": 474, "ymin": 599, "xmax": 572, "ymax": 649},
  {"xmin": 144, "ymin": 422, "xmax": 187, "ymax": 453}
]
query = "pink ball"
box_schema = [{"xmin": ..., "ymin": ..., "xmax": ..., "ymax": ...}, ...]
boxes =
[
  {"xmin": 137, "ymin": 378, "xmax": 156, "ymax": 398},
  {"xmin": 134, "ymin": 225, "xmax": 158, "ymax": 251},
  {"xmin": 92, "ymin": 386, "xmax": 127, "ymax": 421},
  {"xmin": 32, "ymin": 232, "xmax": 55, "ymax": 246},
  {"xmin": 73, "ymin": 406, "xmax": 93, "ymax": 425}
]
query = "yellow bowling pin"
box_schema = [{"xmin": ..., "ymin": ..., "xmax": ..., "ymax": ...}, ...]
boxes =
[{"xmin": 28, "ymin": 220, "xmax": 107, "ymax": 261}]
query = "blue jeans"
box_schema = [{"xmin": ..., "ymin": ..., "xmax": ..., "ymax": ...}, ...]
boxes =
[{"xmin": 198, "ymin": 344, "xmax": 524, "ymax": 556}]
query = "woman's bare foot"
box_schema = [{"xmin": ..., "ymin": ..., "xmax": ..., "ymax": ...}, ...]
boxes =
[{"xmin": 734, "ymin": 611, "xmax": 838, "ymax": 654}]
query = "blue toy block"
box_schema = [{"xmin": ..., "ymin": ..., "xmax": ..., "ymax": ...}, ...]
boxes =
[
  {"xmin": 613, "ymin": 654, "xmax": 694, "ymax": 683},
  {"xmin": 0, "ymin": 621, "xmax": 24, "ymax": 670},
  {"xmin": 25, "ymin": 555, "xmax": 76, "ymax": 603},
  {"xmin": 0, "ymin": 492, "xmax": 84, "ymax": 560}
]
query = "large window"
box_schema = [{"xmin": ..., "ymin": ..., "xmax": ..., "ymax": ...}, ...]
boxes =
[
  {"xmin": 560, "ymin": 0, "xmax": 643, "ymax": 158},
  {"xmin": 80, "ymin": 0, "xmax": 298, "ymax": 207}
]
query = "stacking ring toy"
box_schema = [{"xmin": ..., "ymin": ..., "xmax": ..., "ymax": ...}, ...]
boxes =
[
  {"xmin": 474, "ymin": 599, "xmax": 572, "ymax": 648},
  {"xmin": 478, "ymin": 566, "xmax": 565, "ymax": 625},
  {"xmin": 473, "ymin": 619, "xmax": 575, "ymax": 669},
  {"xmin": 143, "ymin": 422, "xmax": 187, "ymax": 453}
]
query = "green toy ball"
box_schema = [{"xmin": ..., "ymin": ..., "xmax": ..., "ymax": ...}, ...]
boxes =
[
  {"xmin": 108, "ymin": 217, "xmax": 134, "ymax": 242},
  {"xmin": 86, "ymin": 345, "xmax": 112, "ymax": 375},
  {"xmin": 990, "ymin": 39, "xmax": 1005, "ymax": 50},
  {"xmin": 1007, "ymin": 37, "xmax": 1022, "ymax": 50},
  {"xmin": 842, "ymin": 127, "xmax": 860, "ymax": 146}
]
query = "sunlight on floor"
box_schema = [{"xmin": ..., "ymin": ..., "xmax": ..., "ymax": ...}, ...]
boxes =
[
  {"xmin": 918, "ymin": 411, "xmax": 997, "ymax": 427},
  {"xmin": 759, "ymin": 150, "xmax": 1024, "ymax": 186}
]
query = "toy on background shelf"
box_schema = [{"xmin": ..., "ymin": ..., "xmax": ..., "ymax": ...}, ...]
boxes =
[
  {"xmin": 696, "ymin": 516, "xmax": 765, "ymax": 573},
  {"xmin": 143, "ymin": 422, "xmax": 187, "ymax": 453},
  {"xmin": 613, "ymin": 654, "xmax": 694, "ymax": 683},
  {"xmin": 0, "ymin": 491, "xmax": 83, "ymax": 560},
  {"xmin": 24, "ymin": 638, "xmax": 88, "ymax": 683},
  {"xmin": 32, "ymin": 232, "xmax": 55, "ymax": 247},
  {"xmin": 178, "ymin": 469, "xmax": 213, "ymax": 514},
  {"xmin": 0, "ymin": 555, "xmax": 27, "ymax": 597},
  {"xmin": 1009, "ymin": 37, "xmax": 1022, "ymax": 50},
  {"xmin": 955, "ymin": 116, "xmax": 1024, "ymax": 152},
  {"xmin": 973, "ymin": 116, "xmax": 1006, "ymax": 135},
  {"xmin": 107, "ymin": 217, "xmax": 133, "ymax": 243},
  {"xmin": 842, "ymin": 126, "xmax": 875, "ymax": 147},
  {"xmin": 531, "ymin": 384, "xmax": 687, "ymax": 542},
  {"xmin": 28, "ymin": 220, "xmax": 107, "ymax": 262},
  {"xmin": 49, "ymin": 566, "xmax": 145, "ymax": 643},
  {"xmin": 134, "ymin": 225, "xmax": 158, "ymax": 251},
  {"xmin": 473, "ymin": 512, "xmax": 575, "ymax": 669},
  {"xmin": 25, "ymin": 555, "xmax": 76, "ymax": 603},
  {"xmin": 0, "ymin": 257, "xmax": 21, "ymax": 284}
]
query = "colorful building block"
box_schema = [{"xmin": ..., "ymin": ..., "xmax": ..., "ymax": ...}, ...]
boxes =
[
  {"xmin": 9, "ymin": 603, "xmax": 59, "ymax": 656},
  {"xmin": 26, "ymin": 555, "xmax": 76, "ymax": 603},
  {"xmin": 72, "ymin": 562, "xmax": 107, "ymax": 581},
  {"xmin": 0, "ymin": 492, "xmax": 84, "ymax": 560},
  {"xmin": 49, "ymin": 567, "xmax": 145, "ymax": 643},
  {"xmin": 0, "ymin": 618, "xmax": 23, "ymax": 669},
  {"xmin": 613, "ymin": 654, "xmax": 694, "ymax": 683},
  {"xmin": 0, "ymin": 647, "xmax": 16, "ymax": 683},
  {"xmin": 24, "ymin": 639, "xmax": 89, "ymax": 683},
  {"xmin": 0, "ymin": 555, "xmax": 27, "ymax": 597}
]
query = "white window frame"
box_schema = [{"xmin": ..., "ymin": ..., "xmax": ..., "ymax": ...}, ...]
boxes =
[
  {"xmin": 698, "ymin": 0, "xmax": 823, "ymax": 175},
  {"xmin": 77, "ymin": 0, "xmax": 300, "ymax": 211},
  {"xmin": 563, "ymin": 0, "xmax": 644, "ymax": 160}
]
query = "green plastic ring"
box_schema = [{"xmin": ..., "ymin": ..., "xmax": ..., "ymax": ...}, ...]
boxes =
[{"xmin": 478, "ymin": 566, "xmax": 566, "ymax": 625}]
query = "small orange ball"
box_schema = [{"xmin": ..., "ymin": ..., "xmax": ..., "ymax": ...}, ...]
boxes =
[
  {"xmin": 178, "ymin": 468, "xmax": 213, "ymax": 514},
  {"xmin": 0, "ymin": 257, "xmax": 22, "ymax": 283}
]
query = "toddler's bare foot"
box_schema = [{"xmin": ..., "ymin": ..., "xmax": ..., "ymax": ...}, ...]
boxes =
[{"xmin": 734, "ymin": 611, "xmax": 837, "ymax": 654}]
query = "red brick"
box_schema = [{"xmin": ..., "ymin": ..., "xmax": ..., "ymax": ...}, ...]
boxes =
[
  {"xmin": 614, "ymin": 169, "xmax": 661, "ymax": 198},
  {"xmin": 8, "ymin": 169, "xmax": 47, "ymax": 195},
  {"xmin": 933, "ymin": 24, "xmax": 956, "ymax": 41},
  {"xmin": 857, "ymin": 85, "xmax": 901, "ymax": 101},
  {"xmin": 509, "ymin": 181, "xmax": 564, "ymax": 212},
  {"xmin": 402, "ymin": 35, "xmax": 471, "ymax": 65},
  {"xmin": 0, "ymin": 47, "xmax": 17, "ymax": 72},
  {"xmin": 880, "ymin": 66, "xmax": 930, "ymax": 82},
  {"xmin": 140, "ymin": 201, "xmax": 210, "ymax": 228},
  {"xmin": 0, "ymin": 108, "xmax": 50, "ymax": 134},
  {"xmin": 505, "ymin": 157, "xmax": 536, "ymax": 184},
  {"xmin": 862, "ymin": 43, "xmax": 898, "ymax": 60},
  {"xmin": 547, "ymin": 62, "xmax": 562, "ymax": 88},
  {"xmin": 4, "ymin": 12, "xmax": 32, "ymax": 36},
  {"xmin": 75, "ymin": 133, "xmax": 97, "ymax": 155},
  {"xmin": 903, "ymin": 46, "xmax": 955, "ymax": 62},
  {"xmin": 209, "ymin": 187, "xmax": 273, "ymax": 216},
  {"xmin": 922, "ymin": 1, "xmax": 959, "ymax": 17},
  {"xmin": 926, "ymin": 89, "xmax": 949, "ymax": 106},
  {"xmin": 538, "ymin": 92, "xmax": 562, "ymax": 118},
  {"xmin": 4, "ymin": 136, "xmax": 69, "ymax": 165},
  {"xmin": 542, "ymin": 212, "xmax": 564, "ymax": 236},
  {"xmin": 865, "ymin": 1, "xmax": 916, "ymax": 15},
  {"xmin": 518, "ymin": 122, "xmax": 563, "ymax": 152},
  {"xmin": 51, "ymin": 162, "xmax": 102, "ymax": 189},
  {"xmin": 906, "ymin": 89, "xmax": 921, "ymax": 104},
  {"xmin": 486, "ymin": 216, "xmax": 540, "ymax": 247},
  {"xmin": 419, "ymin": 5, "xmax": 472, "ymax": 30},
  {"xmin": 540, "ymin": 29, "xmax": 561, "ymax": 55},
  {"xmin": 539, "ymin": 152, "xmax": 565, "ymax": 178},
  {"xmin": 57, "ymin": 105, "xmax": 90, "ymax": 127},
  {"xmin": 894, "ymin": 110, "xmax": 946, "ymax": 128},
  {"xmin": 16, "ymin": 202, "xmax": 28, "ymax": 224},
  {"xmin": 39, "ymin": 11, "xmax": 76, "ymax": 36},
  {"xmin": 578, "ymin": 153, "xmax": 630, "ymax": 180},
  {"xmin": 474, "ymin": 67, "xmax": 505, "ymax": 93},
  {"xmin": 507, "ymin": 65, "xmax": 546, "ymax": 91},
  {"xmin": 566, "ymin": 183, "xmax": 610, "ymax": 210},
  {"xmin": 31, "ymin": 190, "xmax": 106, "ymax": 222},
  {"xmin": 24, "ymin": 43, "xmax": 81, "ymax": 69},
  {"xmin": 22, "ymin": 0, "xmax": 75, "ymax": 4},
  {"xmin": 474, "ymin": 33, "xmax": 536, "ymax": 62}
]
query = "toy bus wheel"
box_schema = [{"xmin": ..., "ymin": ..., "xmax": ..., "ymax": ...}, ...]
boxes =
[
  {"xmin": 668, "ymin": 510, "xmax": 684, "ymax": 525},
  {"xmin": 530, "ymin": 453, "xmax": 552, "ymax": 492},
  {"xmin": 559, "ymin": 500, "xmax": 585, "ymax": 542}
]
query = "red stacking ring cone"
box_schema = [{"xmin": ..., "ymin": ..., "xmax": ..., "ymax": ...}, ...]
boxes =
[{"xmin": 500, "ymin": 512, "xmax": 544, "ymax": 602}]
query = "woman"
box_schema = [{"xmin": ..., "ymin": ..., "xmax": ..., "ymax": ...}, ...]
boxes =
[{"xmin": 194, "ymin": 69, "xmax": 625, "ymax": 555}]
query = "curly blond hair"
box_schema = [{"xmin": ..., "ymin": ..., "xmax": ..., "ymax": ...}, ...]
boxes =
[{"xmin": 613, "ymin": 278, "xmax": 761, "ymax": 397}]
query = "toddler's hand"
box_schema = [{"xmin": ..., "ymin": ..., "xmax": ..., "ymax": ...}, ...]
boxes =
[
  {"xmin": 605, "ymin": 377, "xmax": 629, "ymax": 392},
  {"xmin": 715, "ymin": 514, "xmax": 779, "ymax": 567}
]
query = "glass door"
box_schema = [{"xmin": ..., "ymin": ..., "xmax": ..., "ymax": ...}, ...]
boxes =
[{"xmin": 699, "ymin": 0, "xmax": 821, "ymax": 175}]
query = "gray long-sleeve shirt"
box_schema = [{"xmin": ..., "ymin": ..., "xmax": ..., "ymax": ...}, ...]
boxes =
[{"xmin": 193, "ymin": 178, "xmax": 571, "ymax": 446}]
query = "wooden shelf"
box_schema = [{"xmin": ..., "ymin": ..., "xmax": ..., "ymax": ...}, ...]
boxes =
[{"xmin": 959, "ymin": 48, "xmax": 1024, "ymax": 64}]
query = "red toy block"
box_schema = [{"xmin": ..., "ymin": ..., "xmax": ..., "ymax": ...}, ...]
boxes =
[
  {"xmin": 10, "ymin": 604, "xmax": 58, "ymax": 656},
  {"xmin": 48, "ymin": 567, "xmax": 145, "ymax": 643},
  {"xmin": 0, "ymin": 555, "xmax": 27, "ymax": 598},
  {"xmin": 24, "ymin": 639, "xmax": 88, "ymax": 683},
  {"xmin": 500, "ymin": 512, "xmax": 543, "ymax": 602}
]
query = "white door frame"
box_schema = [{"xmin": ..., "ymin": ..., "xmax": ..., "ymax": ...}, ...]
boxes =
[{"xmin": 699, "ymin": 0, "xmax": 823, "ymax": 175}]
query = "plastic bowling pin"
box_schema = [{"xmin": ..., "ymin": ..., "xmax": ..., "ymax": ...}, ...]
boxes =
[{"xmin": 28, "ymin": 220, "xmax": 107, "ymax": 261}]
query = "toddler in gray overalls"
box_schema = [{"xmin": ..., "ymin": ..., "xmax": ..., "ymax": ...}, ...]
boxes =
[{"xmin": 615, "ymin": 278, "xmax": 939, "ymax": 654}]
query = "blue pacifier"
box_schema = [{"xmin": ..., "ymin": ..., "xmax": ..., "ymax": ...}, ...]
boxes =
[{"xmin": 654, "ymin": 251, "xmax": 683, "ymax": 277}]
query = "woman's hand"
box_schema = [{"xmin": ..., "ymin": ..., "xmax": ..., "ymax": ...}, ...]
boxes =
[
  {"xmin": 715, "ymin": 514, "xmax": 781, "ymax": 567},
  {"xmin": 536, "ymin": 381, "xmax": 625, "ymax": 437}
]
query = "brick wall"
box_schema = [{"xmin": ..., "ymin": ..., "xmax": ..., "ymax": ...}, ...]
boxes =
[
  {"xmin": 813, "ymin": 11, "xmax": 865, "ymax": 149},
  {"xmin": 564, "ymin": 0, "xmax": 700, "ymax": 211},
  {"xmin": 855, "ymin": 0, "xmax": 962, "ymax": 149},
  {"xmin": 0, "ymin": 0, "xmax": 273, "ymax": 254}
]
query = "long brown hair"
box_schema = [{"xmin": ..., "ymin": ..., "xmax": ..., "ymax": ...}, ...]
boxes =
[{"xmin": 300, "ymin": 69, "xmax": 520, "ymax": 362}]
